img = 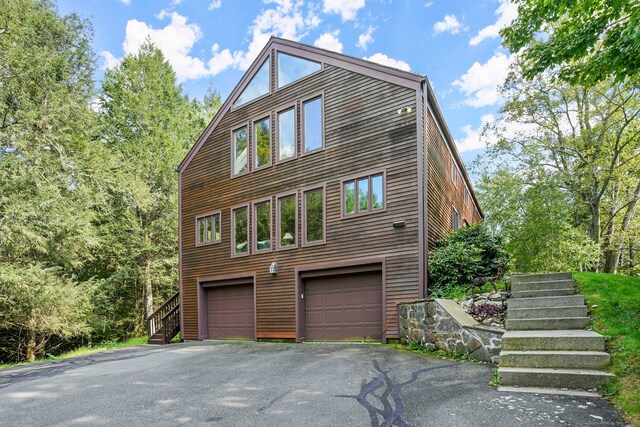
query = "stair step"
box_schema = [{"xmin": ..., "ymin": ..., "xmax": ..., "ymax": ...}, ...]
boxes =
[
  {"xmin": 500, "ymin": 351, "xmax": 610, "ymax": 369},
  {"xmin": 148, "ymin": 338, "xmax": 166, "ymax": 345},
  {"xmin": 508, "ymin": 295, "xmax": 585, "ymax": 309},
  {"xmin": 507, "ymin": 306, "xmax": 588, "ymax": 319},
  {"xmin": 511, "ymin": 272, "xmax": 573, "ymax": 284},
  {"xmin": 506, "ymin": 317, "xmax": 589, "ymax": 330},
  {"xmin": 502, "ymin": 330, "xmax": 605, "ymax": 351},
  {"xmin": 499, "ymin": 367, "xmax": 615, "ymax": 390},
  {"xmin": 511, "ymin": 279, "xmax": 575, "ymax": 292},
  {"xmin": 511, "ymin": 288, "xmax": 575, "ymax": 298}
]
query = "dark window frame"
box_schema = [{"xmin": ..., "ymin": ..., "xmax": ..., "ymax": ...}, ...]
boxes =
[
  {"xmin": 231, "ymin": 123, "xmax": 250, "ymax": 178},
  {"xmin": 340, "ymin": 169, "xmax": 387, "ymax": 219},
  {"xmin": 276, "ymin": 191, "xmax": 298, "ymax": 251},
  {"xmin": 464, "ymin": 186, "xmax": 469, "ymax": 206},
  {"xmin": 451, "ymin": 206, "xmax": 459, "ymax": 232},
  {"xmin": 275, "ymin": 103, "xmax": 298, "ymax": 164},
  {"xmin": 301, "ymin": 184, "xmax": 326, "ymax": 247},
  {"xmin": 231, "ymin": 203, "xmax": 250, "ymax": 258},
  {"xmin": 195, "ymin": 210, "xmax": 222, "ymax": 247},
  {"xmin": 300, "ymin": 92, "xmax": 325, "ymax": 156},
  {"xmin": 252, "ymin": 113, "xmax": 272, "ymax": 171},
  {"xmin": 252, "ymin": 197, "xmax": 273, "ymax": 254},
  {"xmin": 232, "ymin": 56, "xmax": 271, "ymax": 110},
  {"xmin": 275, "ymin": 50, "xmax": 324, "ymax": 91},
  {"xmin": 451, "ymin": 158, "xmax": 458, "ymax": 187}
]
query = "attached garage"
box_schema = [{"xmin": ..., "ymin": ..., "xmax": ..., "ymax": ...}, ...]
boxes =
[
  {"xmin": 203, "ymin": 280, "xmax": 255, "ymax": 340},
  {"xmin": 300, "ymin": 266, "xmax": 383, "ymax": 341}
]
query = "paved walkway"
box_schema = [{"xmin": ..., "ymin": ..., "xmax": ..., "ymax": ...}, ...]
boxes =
[{"xmin": 0, "ymin": 341, "xmax": 625, "ymax": 426}]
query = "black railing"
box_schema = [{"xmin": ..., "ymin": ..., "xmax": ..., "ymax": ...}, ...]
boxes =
[{"xmin": 147, "ymin": 292, "xmax": 180, "ymax": 344}]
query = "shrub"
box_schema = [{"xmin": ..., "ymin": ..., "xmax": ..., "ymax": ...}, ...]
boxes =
[
  {"xmin": 468, "ymin": 303, "xmax": 506, "ymax": 320},
  {"xmin": 428, "ymin": 223, "xmax": 510, "ymax": 297}
]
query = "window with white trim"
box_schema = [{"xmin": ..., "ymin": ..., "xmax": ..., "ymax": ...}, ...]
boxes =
[{"xmin": 196, "ymin": 213, "xmax": 220, "ymax": 245}]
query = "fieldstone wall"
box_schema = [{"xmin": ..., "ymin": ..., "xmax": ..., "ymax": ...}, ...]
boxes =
[{"xmin": 398, "ymin": 299, "xmax": 504, "ymax": 364}]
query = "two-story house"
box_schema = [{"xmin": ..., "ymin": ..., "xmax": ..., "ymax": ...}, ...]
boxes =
[{"xmin": 177, "ymin": 37, "xmax": 482, "ymax": 343}]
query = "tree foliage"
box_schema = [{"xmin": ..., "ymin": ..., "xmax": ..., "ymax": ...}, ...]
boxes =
[{"xmin": 501, "ymin": 0, "xmax": 640, "ymax": 85}]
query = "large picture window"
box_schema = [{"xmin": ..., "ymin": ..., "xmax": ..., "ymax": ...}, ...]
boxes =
[
  {"xmin": 277, "ymin": 52, "xmax": 321, "ymax": 88},
  {"xmin": 343, "ymin": 173, "xmax": 385, "ymax": 216},
  {"xmin": 232, "ymin": 206, "xmax": 249, "ymax": 256},
  {"xmin": 233, "ymin": 126, "xmax": 248, "ymax": 175},
  {"xmin": 277, "ymin": 194, "xmax": 297, "ymax": 249},
  {"xmin": 234, "ymin": 58, "xmax": 269, "ymax": 107},
  {"xmin": 277, "ymin": 107, "xmax": 296, "ymax": 161},
  {"xmin": 196, "ymin": 212, "xmax": 220, "ymax": 246},
  {"xmin": 303, "ymin": 96, "xmax": 323, "ymax": 153},
  {"xmin": 254, "ymin": 117, "xmax": 271, "ymax": 169},
  {"xmin": 303, "ymin": 187, "xmax": 324, "ymax": 245},
  {"xmin": 254, "ymin": 199, "xmax": 272, "ymax": 252}
]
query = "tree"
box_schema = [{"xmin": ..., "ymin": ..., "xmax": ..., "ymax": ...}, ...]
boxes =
[
  {"xmin": 0, "ymin": 0, "xmax": 99, "ymax": 360},
  {"xmin": 97, "ymin": 41, "xmax": 216, "ymax": 336},
  {"xmin": 501, "ymin": 0, "xmax": 640, "ymax": 85},
  {"xmin": 481, "ymin": 65, "xmax": 640, "ymax": 272}
]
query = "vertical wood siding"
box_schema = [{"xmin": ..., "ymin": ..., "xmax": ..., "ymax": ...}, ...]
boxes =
[{"xmin": 181, "ymin": 57, "xmax": 420, "ymax": 340}]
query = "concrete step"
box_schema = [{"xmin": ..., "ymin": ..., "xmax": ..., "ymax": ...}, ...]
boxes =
[
  {"xmin": 511, "ymin": 279, "xmax": 575, "ymax": 292},
  {"xmin": 506, "ymin": 317, "xmax": 589, "ymax": 330},
  {"xmin": 511, "ymin": 272, "xmax": 573, "ymax": 284},
  {"xmin": 499, "ymin": 367, "xmax": 615, "ymax": 390},
  {"xmin": 500, "ymin": 351, "xmax": 610, "ymax": 369},
  {"xmin": 502, "ymin": 330, "xmax": 605, "ymax": 351},
  {"xmin": 511, "ymin": 288, "xmax": 575, "ymax": 298},
  {"xmin": 507, "ymin": 306, "xmax": 588, "ymax": 319},
  {"xmin": 508, "ymin": 295, "xmax": 585, "ymax": 309}
]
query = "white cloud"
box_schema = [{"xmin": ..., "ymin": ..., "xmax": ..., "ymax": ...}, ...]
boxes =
[
  {"xmin": 208, "ymin": 0, "xmax": 222, "ymax": 10},
  {"xmin": 453, "ymin": 51, "xmax": 512, "ymax": 107},
  {"xmin": 100, "ymin": 51, "xmax": 121, "ymax": 70},
  {"xmin": 356, "ymin": 26, "xmax": 375, "ymax": 49},
  {"xmin": 118, "ymin": 0, "xmax": 131, "ymax": 5},
  {"xmin": 433, "ymin": 15, "xmax": 464, "ymax": 34},
  {"xmin": 457, "ymin": 113, "xmax": 496, "ymax": 152},
  {"xmin": 314, "ymin": 30, "xmax": 343, "ymax": 53},
  {"xmin": 424, "ymin": 2, "xmax": 434, "ymax": 7},
  {"xmin": 364, "ymin": 53, "xmax": 411, "ymax": 72},
  {"xmin": 470, "ymin": 0, "xmax": 517, "ymax": 46},
  {"xmin": 323, "ymin": 0, "xmax": 365, "ymax": 21}
]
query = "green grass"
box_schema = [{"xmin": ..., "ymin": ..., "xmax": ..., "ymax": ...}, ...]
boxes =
[
  {"xmin": 574, "ymin": 272, "xmax": 640, "ymax": 426},
  {"xmin": 0, "ymin": 336, "xmax": 148, "ymax": 370}
]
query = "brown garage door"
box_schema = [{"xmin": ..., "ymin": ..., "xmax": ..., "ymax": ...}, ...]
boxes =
[
  {"xmin": 206, "ymin": 284, "xmax": 254, "ymax": 339},
  {"xmin": 304, "ymin": 271, "xmax": 383, "ymax": 341}
]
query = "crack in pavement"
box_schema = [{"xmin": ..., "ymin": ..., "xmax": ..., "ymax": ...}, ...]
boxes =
[{"xmin": 337, "ymin": 360, "xmax": 457, "ymax": 427}]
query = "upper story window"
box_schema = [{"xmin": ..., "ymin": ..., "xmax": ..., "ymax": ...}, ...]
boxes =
[
  {"xmin": 451, "ymin": 159, "xmax": 458, "ymax": 186},
  {"xmin": 277, "ymin": 107, "xmax": 296, "ymax": 161},
  {"xmin": 303, "ymin": 187, "xmax": 324, "ymax": 245},
  {"xmin": 277, "ymin": 193, "xmax": 297, "ymax": 249},
  {"xmin": 277, "ymin": 52, "xmax": 321, "ymax": 88},
  {"xmin": 254, "ymin": 199, "xmax": 272, "ymax": 253},
  {"xmin": 196, "ymin": 212, "xmax": 220, "ymax": 246},
  {"xmin": 254, "ymin": 117, "xmax": 271, "ymax": 169},
  {"xmin": 232, "ymin": 206, "xmax": 249, "ymax": 256},
  {"xmin": 233, "ymin": 126, "xmax": 248, "ymax": 176},
  {"xmin": 234, "ymin": 58, "xmax": 270, "ymax": 108},
  {"xmin": 303, "ymin": 96, "xmax": 323, "ymax": 154},
  {"xmin": 343, "ymin": 173, "xmax": 385, "ymax": 216},
  {"xmin": 464, "ymin": 186, "xmax": 469, "ymax": 206}
]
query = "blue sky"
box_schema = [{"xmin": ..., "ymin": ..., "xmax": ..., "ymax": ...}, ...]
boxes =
[{"xmin": 57, "ymin": 0, "xmax": 517, "ymax": 170}]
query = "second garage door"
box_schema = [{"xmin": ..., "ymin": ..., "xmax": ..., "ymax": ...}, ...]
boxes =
[
  {"xmin": 206, "ymin": 283, "xmax": 254, "ymax": 339},
  {"xmin": 304, "ymin": 271, "xmax": 383, "ymax": 341}
]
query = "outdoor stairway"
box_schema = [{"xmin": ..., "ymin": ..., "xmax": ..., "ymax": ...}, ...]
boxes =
[
  {"xmin": 147, "ymin": 292, "xmax": 181, "ymax": 345},
  {"xmin": 499, "ymin": 272, "xmax": 614, "ymax": 392}
]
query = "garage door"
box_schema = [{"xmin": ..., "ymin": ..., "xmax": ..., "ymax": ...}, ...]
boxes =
[
  {"xmin": 206, "ymin": 284, "xmax": 254, "ymax": 339},
  {"xmin": 304, "ymin": 271, "xmax": 383, "ymax": 341}
]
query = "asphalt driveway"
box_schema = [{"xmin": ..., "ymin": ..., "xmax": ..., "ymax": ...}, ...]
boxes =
[{"xmin": 0, "ymin": 341, "xmax": 625, "ymax": 426}]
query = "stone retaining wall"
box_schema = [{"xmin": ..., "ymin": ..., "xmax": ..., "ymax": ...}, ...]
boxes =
[{"xmin": 398, "ymin": 299, "xmax": 504, "ymax": 364}]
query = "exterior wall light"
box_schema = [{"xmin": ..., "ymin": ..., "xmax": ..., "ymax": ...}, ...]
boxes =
[
  {"xmin": 397, "ymin": 106, "xmax": 413, "ymax": 114},
  {"xmin": 269, "ymin": 262, "xmax": 278, "ymax": 275},
  {"xmin": 393, "ymin": 220, "xmax": 406, "ymax": 229}
]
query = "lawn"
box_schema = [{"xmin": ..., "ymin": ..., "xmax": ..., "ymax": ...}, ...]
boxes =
[
  {"xmin": 574, "ymin": 272, "xmax": 640, "ymax": 426},
  {"xmin": 0, "ymin": 336, "xmax": 148, "ymax": 370}
]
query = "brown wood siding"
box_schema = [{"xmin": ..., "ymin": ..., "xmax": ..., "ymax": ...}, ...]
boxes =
[
  {"xmin": 181, "ymin": 58, "xmax": 420, "ymax": 340},
  {"xmin": 426, "ymin": 109, "xmax": 481, "ymax": 249}
]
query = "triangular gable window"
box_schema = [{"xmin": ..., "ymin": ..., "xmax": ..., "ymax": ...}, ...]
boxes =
[
  {"xmin": 234, "ymin": 58, "xmax": 270, "ymax": 108},
  {"xmin": 277, "ymin": 52, "xmax": 321, "ymax": 88}
]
